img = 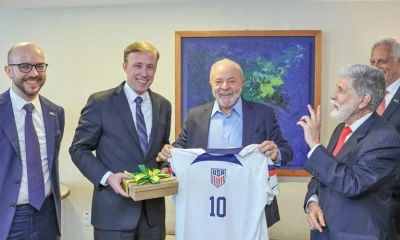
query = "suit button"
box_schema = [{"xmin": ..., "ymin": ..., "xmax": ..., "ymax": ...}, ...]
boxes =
[
  {"xmin": 10, "ymin": 204, "xmax": 15, "ymax": 208},
  {"xmin": 14, "ymin": 179, "xmax": 20, "ymax": 184},
  {"xmin": 320, "ymin": 204, "xmax": 323, "ymax": 209}
]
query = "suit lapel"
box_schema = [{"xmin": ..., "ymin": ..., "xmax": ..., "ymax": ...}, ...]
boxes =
[
  {"xmin": 382, "ymin": 87, "xmax": 400, "ymax": 120},
  {"xmin": 335, "ymin": 113, "xmax": 378, "ymax": 161},
  {"xmin": 112, "ymin": 83, "xmax": 142, "ymax": 152},
  {"xmin": 242, "ymin": 99, "xmax": 254, "ymax": 146},
  {"xmin": 40, "ymin": 96, "xmax": 55, "ymax": 173},
  {"xmin": 198, "ymin": 103, "xmax": 214, "ymax": 149},
  {"xmin": 0, "ymin": 90, "xmax": 20, "ymax": 157},
  {"xmin": 148, "ymin": 90, "xmax": 160, "ymax": 155}
]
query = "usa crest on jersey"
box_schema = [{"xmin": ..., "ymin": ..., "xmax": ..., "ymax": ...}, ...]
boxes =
[{"xmin": 211, "ymin": 168, "xmax": 226, "ymax": 188}]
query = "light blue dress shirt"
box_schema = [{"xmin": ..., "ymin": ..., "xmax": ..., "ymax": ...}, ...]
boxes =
[
  {"xmin": 207, "ymin": 97, "xmax": 282, "ymax": 166},
  {"xmin": 207, "ymin": 98, "xmax": 243, "ymax": 148}
]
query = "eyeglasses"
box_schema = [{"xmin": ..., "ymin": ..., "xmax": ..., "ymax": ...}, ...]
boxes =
[{"xmin": 8, "ymin": 63, "xmax": 48, "ymax": 73}]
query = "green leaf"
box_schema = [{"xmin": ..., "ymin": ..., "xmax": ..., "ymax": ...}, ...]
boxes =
[
  {"xmin": 134, "ymin": 173, "xmax": 147, "ymax": 182},
  {"xmin": 150, "ymin": 175, "xmax": 160, "ymax": 183},
  {"xmin": 157, "ymin": 174, "xmax": 171, "ymax": 178},
  {"xmin": 138, "ymin": 164, "xmax": 148, "ymax": 174},
  {"xmin": 150, "ymin": 179, "xmax": 158, "ymax": 184}
]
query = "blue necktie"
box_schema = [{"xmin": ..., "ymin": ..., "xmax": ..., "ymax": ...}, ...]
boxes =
[
  {"xmin": 24, "ymin": 103, "xmax": 45, "ymax": 210},
  {"xmin": 134, "ymin": 97, "xmax": 148, "ymax": 155}
]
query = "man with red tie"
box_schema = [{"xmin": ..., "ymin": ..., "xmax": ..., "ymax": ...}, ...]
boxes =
[
  {"xmin": 370, "ymin": 38, "xmax": 400, "ymax": 240},
  {"xmin": 298, "ymin": 64, "xmax": 400, "ymax": 240}
]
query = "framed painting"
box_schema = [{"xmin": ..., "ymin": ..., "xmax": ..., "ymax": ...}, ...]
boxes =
[{"xmin": 175, "ymin": 30, "xmax": 321, "ymax": 176}]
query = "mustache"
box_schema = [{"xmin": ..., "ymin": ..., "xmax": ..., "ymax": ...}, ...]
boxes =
[
  {"xmin": 23, "ymin": 76, "xmax": 42, "ymax": 81},
  {"xmin": 331, "ymin": 100, "xmax": 339, "ymax": 108},
  {"xmin": 218, "ymin": 90, "xmax": 234, "ymax": 95}
]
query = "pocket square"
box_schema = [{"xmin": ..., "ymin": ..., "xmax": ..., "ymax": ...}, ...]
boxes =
[{"xmin": 50, "ymin": 112, "xmax": 56, "ymax": 116}]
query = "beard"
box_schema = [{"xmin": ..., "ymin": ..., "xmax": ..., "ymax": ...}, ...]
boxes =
[
  {"xmin": 213, "ymin": 89, "xmax": 242, "ymax": 108},
  {"xmin": 330, "ymin": 100, "xmax": 358, "ymax": 122},
  {"xmin": 13, "ymin": 75, "xmax": 44, "ymax": 98}
]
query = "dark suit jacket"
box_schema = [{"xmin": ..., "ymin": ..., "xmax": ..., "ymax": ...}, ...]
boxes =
[
  {"xmin": 382, "ymin": 87, "xmax": 400, "ymax": 217},
  {"xmin": 69, "ymin": 82, "xmax": 171, "ymax": 230},
  {"xmin": 304, "ymin": 113, "xmax": 400, "ymax": 240},
  {"xmin": 173, "ymin": 98, "xmax": 293, "ymax": 227},
  {"xmin": 0, "ymin": 89, "xmax": 65, "ymax": 240}
]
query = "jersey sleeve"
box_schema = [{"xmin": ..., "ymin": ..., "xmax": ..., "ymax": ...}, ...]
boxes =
[
  {"xmin": 266, "ymin": 158, "xmax": 279, "ymax": 205},
  {"xmin": 239, "ymin": 145, "xmax": 280, "ymax": 205},
  {"xmin": 168, "ymin": 148, "xmax": 205, "ymax": 177}
]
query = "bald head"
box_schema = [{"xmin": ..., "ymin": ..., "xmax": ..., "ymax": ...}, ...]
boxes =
[
  {"xmin": 4, "ymin": 42, "xmax": 47, "ymax": 101},
  {"xmin": 7, "ymin": 42, "xmax": 44, "ymax": 64}
]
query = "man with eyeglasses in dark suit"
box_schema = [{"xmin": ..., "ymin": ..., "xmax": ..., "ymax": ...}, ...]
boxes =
[{"xmin": 0, "ymin": 42, "xmax": 65, "ymax": 240}]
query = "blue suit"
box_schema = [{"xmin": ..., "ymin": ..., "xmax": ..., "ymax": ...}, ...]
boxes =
[
  {"xmin": 380, "ymin": 87, "xmax": 400, "ymax": 239},
  {"xmin": 0, "ymin": 89, "xmax": 65, "ymax": 240},
  {"xmin": 173, "ymin": 98, "xmax": 293, "ymax": 227},
  {"xmin": 304, "ymin": 113, "xmax": 400, "ymax": 240}
]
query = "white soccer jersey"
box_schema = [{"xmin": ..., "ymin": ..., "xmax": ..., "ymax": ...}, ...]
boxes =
[{"xmin": 168, "ymin": 144, "xmax": 279, "ymax": 240}]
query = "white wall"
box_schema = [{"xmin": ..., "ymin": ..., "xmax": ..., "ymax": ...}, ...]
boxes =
[{"xmin": 0, "ymin": 1, "xmax": 399, "ymax": 239}]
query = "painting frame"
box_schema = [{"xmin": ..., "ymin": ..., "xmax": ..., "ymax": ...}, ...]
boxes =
[{"xmin": 175, "ymin": 30, "xmax": 322, "ymax": 177}]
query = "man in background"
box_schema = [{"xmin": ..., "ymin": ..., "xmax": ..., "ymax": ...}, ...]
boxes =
[
  {"xmin": 370, "ymin": 38, "xmax": 400, "ymax": 239},
  {"xmin": 157, "ymin": 58, "xmax": 293, "ymax": 227},
  {"xmin": 0, "ymin": 42, "xmax": 65, "ymax": 240},
  {"xmin": 70, "ymin": 41, "xmax": 171, "ymax": 240}
]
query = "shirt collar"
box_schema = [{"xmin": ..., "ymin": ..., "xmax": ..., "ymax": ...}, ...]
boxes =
[
  {"xmin": 347, "ymin": 112, "xmax": 373, "ymax": 132},
  {"xmin": 211, "ymin": 97, "xmax": 243, "ymax": 117},
  {"xmin": 9, "ymin": 87, "xmax": 41, "ymax": 112},
  {"xmin": 123, "ymin": 82, "xmax": 150, "ymax": 104},
  {"xmin": 387, "ymin": 78, "xmax": 400, "ymax": 95}
]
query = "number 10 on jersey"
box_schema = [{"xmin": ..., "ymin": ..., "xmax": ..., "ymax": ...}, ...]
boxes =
[{"xmin": 209, "ymin": 196, "xmax": 226, "ymax": 218}]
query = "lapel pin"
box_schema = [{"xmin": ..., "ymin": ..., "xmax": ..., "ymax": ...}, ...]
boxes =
[
  {"xmin": 394, "ymin": 99, "xmax": 399, "ymax": 103},
  {"xmin": 50, "ymin": 112, "xmax": 56, "ymax": 116}
]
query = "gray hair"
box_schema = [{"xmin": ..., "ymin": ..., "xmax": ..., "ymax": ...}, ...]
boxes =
[
  {"xmin": 371, "ymin": 38, "xmax": 400, "ymax": 61},
  {"xmin": 209, "ymin": 58, "xmax": 244, "ymax": 81},
  {"xmin": 340, "ymin": 64, "xmax": 385, "ymax": 111}
]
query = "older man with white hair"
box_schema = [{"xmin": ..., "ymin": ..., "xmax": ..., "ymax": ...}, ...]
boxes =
[
  {"xmin": 157, "ymin": 58, "xmax": 293, "ymax": 228},
  {"xmin": 370, "ymin": 37, "xmax": 400, "ymax": 240},
  {"xmin": 299, "ymin": 64, "xmax": 400, "ymax": 240}
]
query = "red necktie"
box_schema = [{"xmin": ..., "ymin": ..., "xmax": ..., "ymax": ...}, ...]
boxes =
[
  {"xmin": 332, "ymin": 126, "xmax": 352, "ymax": 156},
  {"xmin": 376, "ymin": 90, "xmax": 389, "ymax": 115}
]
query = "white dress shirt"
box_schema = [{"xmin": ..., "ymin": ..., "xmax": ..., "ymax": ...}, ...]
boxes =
[
  {"xmin": 305, "ymin": 112, "xmax": 373, "ymax": 212},
  {"xmin": 10, "ymin": 88, "xmax": 51, "ymax": 205},
  {"xmin": 100, "ymin": 83, "xmax": 153, "ymax": 185},
  {"xmin": 385, "ymin": 78, "xmax": 400, "ymax": 108}
]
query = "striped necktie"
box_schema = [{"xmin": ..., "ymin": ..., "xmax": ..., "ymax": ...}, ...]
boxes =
[{"xmin": 134, "ymin": 97, "xmax": 148, "ymax": 155}]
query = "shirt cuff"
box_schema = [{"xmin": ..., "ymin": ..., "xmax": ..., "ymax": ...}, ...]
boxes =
[
  {"xmin": 307, "ymin": 144, "xmax": 322, "ymax": 158},
  {"xmin": 273, "ymin": 149, "xmax": 283, "ymax": 167},
  {"xmin": 100, "ymin": 171, "xmax": 113, "ymax": 186},
  {"xmin": 305, "ymin": 194, "xmax": 319, "ymax": 213}
]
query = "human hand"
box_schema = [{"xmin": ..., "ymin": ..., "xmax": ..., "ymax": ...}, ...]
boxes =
[
  {"xmin": 106, "ymin": 172, "xmax": 132, "ymax": 198},
  {"xmin": 307, "ymin": 201, "xmax": 326, "ymax": 232},
  {"xmin": 156, "ymin": 144, "xmax": 174, "ymax": 162},
  {"xmin": 161, "ymin": 167, "xmax": 169, "ymax": 174},
  {"xmin": 259, "ymin": 141, "xmax": 279, "ymax": 161},
  {"xmin": 297, "ymin": 105, "xmax": 321, "ymax": 149}
]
